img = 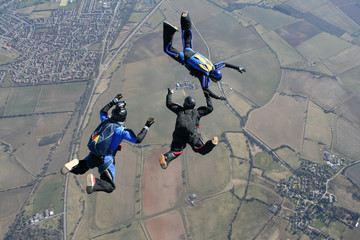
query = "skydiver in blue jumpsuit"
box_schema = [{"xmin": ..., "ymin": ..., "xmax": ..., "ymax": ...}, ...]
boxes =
[
  {"xmin": 163, "ymin": 11, "xmax": 246, "ymax": 100},
  {"xmin": 61, "ymin": 94, "xmax": 154, "ymax": 194}
]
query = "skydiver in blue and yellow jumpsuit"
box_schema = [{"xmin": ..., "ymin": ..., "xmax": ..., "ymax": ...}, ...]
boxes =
[{"xmin": 163, "ymin": 11, "xmax": 246, "ymax": 100}]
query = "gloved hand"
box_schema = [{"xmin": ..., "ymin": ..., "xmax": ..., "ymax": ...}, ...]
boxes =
[
  {"xmin": 238, "ymin": 67, "xmax": 246, "ymax": 73},
  {"xmin": 168, "ymin": 88, "xmax": 174, "ymax": 94},
  {"xmin": 112, "ymin": 93, "xmax": 123, "ymax": 103},
  {"xmin": 219, "ymin": 96, "xmax": 226, "ymax": 101},
  {"xmin": 145, "ymin": 117, "xmax": 155, "ymax": 128}
]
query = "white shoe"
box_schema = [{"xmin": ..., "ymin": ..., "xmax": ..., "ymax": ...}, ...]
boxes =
[
  {"xmin": 61, "ymin": 159, "xmax": 79, "ymax": 175},
  {"xmin": 164, "ymin": 21, "xmax": 178, "ymax": 32},
  {"xmin": 86, "ymin": 174, "xmax": 96, "ymax": 194},
  {"xmin": 212, "ymin": 137, "xmax": 218, "ymax": 145},
  {"xmin": 181, "ymin": 11, "xmax": 189, "ymax": 17}
]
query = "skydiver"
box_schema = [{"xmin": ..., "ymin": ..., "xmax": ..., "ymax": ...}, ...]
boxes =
[
  {"xmin": 163, "ymin": 11, "xmax": 246, "ymax": 101},
  {"xmin": 159, "ymin": 88, "xmax": 218, "ymax": 169},
  {"xmin": 61, "ymin": 94, "xmax": 154, "ymax": 194}
]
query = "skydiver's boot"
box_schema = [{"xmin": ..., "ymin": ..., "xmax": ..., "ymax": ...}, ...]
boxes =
[
  {"xmin": 163, "ymin": 21, "xmax": 178, "ymax": 51},
  {"xmin": 198, "ymin": 137, "xmax": 218, "ymax": 155},
  {"xmin": 86, "ymin": 173, "xmax": 96, "ymax": 194},
  {"xmin": 159, "ymin": 154, "xmax": 168, "ymax": 169},
  {"xmin": 61, "ymin": 159, "xmax": 79, "ymax": 175},
  {"xmin": 212, "ymin": 136, "xmax": 218, "ymax": 145},
  {"xmin": 180, "ymin": 11, "xmax": 191, "ymax": 30}
]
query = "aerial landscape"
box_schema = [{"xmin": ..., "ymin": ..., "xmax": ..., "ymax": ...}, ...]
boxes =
[{"xmin": 0, "ymin": 0, "xmax": 360, "ymax": 239}]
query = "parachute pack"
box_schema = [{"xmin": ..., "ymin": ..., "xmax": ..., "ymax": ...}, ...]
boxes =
[
  {"xmin": 175, "ymin": 109, "xmax": 197, "ymax": 137},
  {"xmin": 87, "ymin": 120, "xmax": 120, "ymax": 156}
]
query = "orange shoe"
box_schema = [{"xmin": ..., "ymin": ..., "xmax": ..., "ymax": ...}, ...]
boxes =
[
  {"xmin": 86, "ymin": 174, "xmax": 96, "ymax": 194},
  {"xmin": 159, "ymin": 154, "xmax": 168, "ymax": 169},
  {"xmin": 212, "ymin": 137, "xmax": 218, "ymax": 145}
]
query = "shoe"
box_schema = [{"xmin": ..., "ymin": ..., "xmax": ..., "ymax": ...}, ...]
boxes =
[
  {"xmin": 61, "ymin": 159, "xmax": 79, "ymax": 175},
  {"xmin": 212, "ymin": 137, "xmax": 218, "ymax": 145},
  {"xmin": 159, "ymin": 154, "xmax": 168, "ymax": 169},
  {"xmin": 164, "ymin": 21, "xmax": 178, "ymax": 32},
  {"xmin": 181, "ymin": 11, "xmax": 189, "ymax": 17},
  {"xmin": 86, "ymin": 174, "xmax": 96, "ymax": 194}
]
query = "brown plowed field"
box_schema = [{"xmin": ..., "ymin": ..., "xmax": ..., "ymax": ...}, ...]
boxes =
[
  {"xmin": 142, "ymin": 148, "xmax": 183, "ymax": 216},
  {"xmin": 146, "ymin": 210, "xmax": 186, "ymax": 240}
]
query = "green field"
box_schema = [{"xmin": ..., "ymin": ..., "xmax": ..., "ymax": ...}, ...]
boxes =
[
  {"xmin": 296, "ymin": 32, "xmax": 351, "ymax": 62},
  {"xmin": 262, "ymin": 30, "xmax": 305, "ymax": 66},
  {"xmin": 311, "ymin": 2, "xmax": 360, "ymax": 35},
  {"xmin": 226, "ymin": 132, "xmax": 249, "ymax": 159},
  {"xmin": 4, "ymin": 86, "xmax": 41, "ymax": 116},
  {"xmin": 304, "ymin": 124, "xmax": 331, "ymax": 146},
  {"xmin": 0, "ymin": 88, "xmax": 10, "ymax": 115},
  {"xmin": 36, "ymin": 82, "xmax": 87, "ymax": 112},
  {"xmin": 184, "ymin": 192, "xmax": 239, "ymax": 240},
  {"xmin": 242, "ymin": 6, "xmax": 298, "ymax": 31},
  {"xmin": 324, "ymin": 45, "xmax": 360, "ymax": 75},
  {"xmin": 128, "ymin": 12, "xmax": 147, "ymax": 23},
  {"xmin": 301, "ymin": 139, "xmax": 323, "ymax": 163},
  {"xmin": 339, "ymin": 65, "xmax": 360, "ymax": 93},
  {"xmin": 0, "ymin": 150, "xmax": 34, "ymax": 190},
  {"xmin": 231, "ymin": 200, "xmax": 273, "ymax": 239},
  {"xmin": 146, "ymin": 9, "xmax": 164, "ymax": 29},
  {"xmin": 30, "ymin": 10, "xmax": 52, "ymax": 19},
  {"xmin": 253, "ymin": 151, "xmax": 292, "ymax": 181},
  {"xmin": 246, "ymin": 93, "xmax": 307, "ymax": 151},
  {"xmin": 94, "ymin": 222, "xmax": 146, "ymax": 240},
  {"xmin": 224, "ymin": 87, "xmax": 254, "ymax": 116},
  {"xmin": 0, "ymin": 187, "xmax": 33, "ymax": 239},
  {"xmin": 185, "ymin": 143, "xmax": 230, "ymax": 195},
  {"xmin": 346, "ymin": 163, "xmax": 360, "ymax": 189},
  {"xmin": 24, "ymin": 174, "xmax": 64, "ymax": 215},
  {"xmin": 275, "ymin": 147, "xmax": 301, "ymax": 170},
  {"xmin": 246, "ymin": 183, "xmax": 282, "ymax": 204}
]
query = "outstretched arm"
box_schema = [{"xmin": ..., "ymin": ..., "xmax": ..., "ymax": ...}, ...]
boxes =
[
  {"xmin": 203, "ymin": 87, "xmax": 225, "ymax": 100},
  {"xmin": 166, "ymin": 88, "xmax": 182, "ymax": 113},
  {"xmin": 197, "ymin": 90, "xmax": 213, "ymax": 117},
  {"xmin": 124, "ymin": 117, "xmax": 155, "ymax": 144},
  {"xmin": 100, "ymin": 93, "xmax": 123, "ymax": 121},
  {"xmin": 215, "ymin": 62, "xmax": 246, "ymax": 73}
]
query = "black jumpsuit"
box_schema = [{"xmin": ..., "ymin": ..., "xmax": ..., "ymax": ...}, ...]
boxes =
[{"xmin": 163, "ymin": 91, "xmax": 217, "ymax": 164}]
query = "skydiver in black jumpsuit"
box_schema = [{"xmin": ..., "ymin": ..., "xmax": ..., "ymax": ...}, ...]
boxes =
[{"xmin": 159, "ymin": 88, "xmax": 218, "ymax": 169}]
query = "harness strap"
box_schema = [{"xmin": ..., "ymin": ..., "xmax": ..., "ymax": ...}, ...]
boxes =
[{"xmin": 98, "ymin": 157, "xmax": 113, "ymax": 174}]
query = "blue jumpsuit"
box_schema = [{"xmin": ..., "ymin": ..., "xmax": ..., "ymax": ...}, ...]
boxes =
[
  {"xmin": 70, "ymin": 103, "xmax": 148, "ymax": 193},
  {"xmin": 163, "ymin": 13, "xmax": 243, "ymax": 100}
]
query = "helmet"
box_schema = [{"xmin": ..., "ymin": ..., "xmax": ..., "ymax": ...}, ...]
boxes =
[
  {"xmin": 210, "ymin": 70, "xmax": 222, "ymax": 82},
  {"xmin": 183, "ymin": 96, "xmax": 196, "ymax": 109},
  {"xmin": 111, "ymin": 105, "xmax": 127, "ymax": 122}
]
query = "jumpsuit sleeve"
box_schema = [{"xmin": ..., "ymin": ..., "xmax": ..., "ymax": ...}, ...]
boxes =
[
  {"xmin": 122, "ymin": 128, "xmax": 148, "ymax": 144},
  {"xmin": 100, "ymin": 102, "xmax": 115, "ymax": 122},
  {"xmin": 197, "ymin": 94, "xmax": 213, "ymax": 117},
  {"xmin": 166, "ymin": 91, "xmax": 181, "ymax": 114},
  {"xmin": 215, "ymin": 61, "xmax": 239, "ymax": 70}
]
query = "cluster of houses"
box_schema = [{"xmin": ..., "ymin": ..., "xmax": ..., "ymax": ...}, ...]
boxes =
[
  {"xmin": 322, "ymin": 150, "xmax": 344, "ymax": 170},
  {"xmin": 29, "ymin": 209, "xmax": 54, "ymax": 225},
  {"xmin": 175, "ymin": 80, "xmax": 198, "ymax": 91}
]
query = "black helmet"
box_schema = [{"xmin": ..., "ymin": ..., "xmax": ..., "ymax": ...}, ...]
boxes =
[
  {"xmin": 183, "ymin": 96, "xmax": 196, "ymax": 109},
  {"xmin": 111, "ymin": 104, "xmax": 127, "ymax": 122}
]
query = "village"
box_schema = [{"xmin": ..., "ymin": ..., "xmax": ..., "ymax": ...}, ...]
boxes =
[
  {"xmin": 276, "ymin": 151, "xmax": 359, "ymax": 237},
  {"xmin": 0, "ymin": 0, "xmax": 129, "ymax": 85}
]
